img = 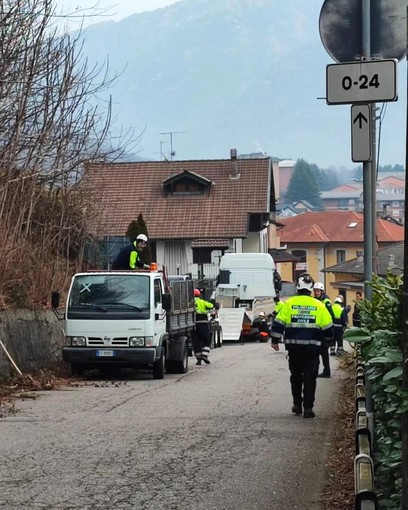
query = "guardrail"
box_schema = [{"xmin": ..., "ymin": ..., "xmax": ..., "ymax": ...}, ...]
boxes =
[{"xmin": 354, "ymin": 345, "xmax": 378, "ymax": 510}]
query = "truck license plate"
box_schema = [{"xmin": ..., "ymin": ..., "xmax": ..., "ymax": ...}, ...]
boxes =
[{"xmin": 96, "ymin": 350, "xmax": 115, "ymax": 357}]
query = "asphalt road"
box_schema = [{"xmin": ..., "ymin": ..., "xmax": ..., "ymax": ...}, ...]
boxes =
[{"xmin": 0, "ymin": 341, "xmax": 345, "ymax": 510}]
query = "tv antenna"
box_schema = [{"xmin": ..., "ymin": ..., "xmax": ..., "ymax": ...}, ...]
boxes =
[{"xmin": 159, "ymin": 131, "xmax": 186, "ymax": 161}]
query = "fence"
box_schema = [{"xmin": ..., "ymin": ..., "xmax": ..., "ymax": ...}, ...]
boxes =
[{"xmin": 354, "ymin": 345, "xmax": 378, "ymax": 509}]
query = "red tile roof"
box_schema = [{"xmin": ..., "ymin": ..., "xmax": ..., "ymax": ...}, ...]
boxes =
[
  {"xmin": 279, "ymin": 211, "xmax": 404, "ymax": 243},
  {"xmin": 82, "ymin": 158, "xmax": 272, "ymax": 240}
]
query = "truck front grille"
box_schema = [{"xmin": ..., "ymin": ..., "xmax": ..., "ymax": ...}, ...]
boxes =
[{"xmin": 87, "ymin": 337, "xmax": 129, "ymax": 346}]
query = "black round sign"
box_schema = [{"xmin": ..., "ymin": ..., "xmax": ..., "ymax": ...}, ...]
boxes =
[{"xmin": 319, "ymin": 0, "xmax": 407, "ymax": 63}]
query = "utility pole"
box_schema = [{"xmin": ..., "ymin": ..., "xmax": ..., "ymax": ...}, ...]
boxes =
[
  {"xmin": 362, "ymin": 0, "xmax": 374, "ymax": 301},
  {"xmin": 401, "ymin": 7, "xmax": 408, "ymax": 508},
  {"xmin": 159, "ymin": 131, "xmax": 186, "ymax": 161}
]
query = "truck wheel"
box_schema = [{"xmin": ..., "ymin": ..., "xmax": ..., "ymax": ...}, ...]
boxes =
[
  {"xmin": 166, "ymin": 344, "xmax": 189, "ymax": 374},
  {"xmin": 153, "ymin": 346, "xmax": 166, "ymax": 379},
  {"xmin": 71, "ymin": 364, "xmax": 84, "ymax": 377},
  {"xmin": 177, "ymin": 344, "xmax": 189, "ymax": 374}
]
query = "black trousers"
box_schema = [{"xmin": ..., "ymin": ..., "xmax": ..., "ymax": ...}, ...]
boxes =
[
  {"xmin": 287, "ymin": 346, "xmax": 320, "ymax": 410},
  {"xmin": 334, "ymin": 327, "xmax": 344, "ymax": 350},
  {"xmin": 193, "ymin": 322, "xmax": 211, "ymax": 359},
  {"xmin": 320, "ymin": 342, "xmax": 331, "ymax": 375}
]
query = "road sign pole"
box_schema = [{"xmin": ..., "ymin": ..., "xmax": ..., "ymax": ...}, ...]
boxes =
[
  {"xmin": 362, "ymin": 0, "xmax": 373, "ymax": 300},
  {"xmin": 371, "ymin": 103, "xmax": 378, "ymax": 275}
]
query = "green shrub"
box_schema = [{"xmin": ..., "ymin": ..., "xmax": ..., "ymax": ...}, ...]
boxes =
[{"xmin": 344, "ymin": 274, "xmax": 407, "ymax": 509}]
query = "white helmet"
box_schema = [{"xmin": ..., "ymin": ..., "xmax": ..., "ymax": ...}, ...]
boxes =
[
  {"xmin": 296, "ymin": 273, "xmax": 314, "ymax": 292},
  {"xmin": 313, "ymin": 282, "xmax": 325, "ymax": 291},
  {"xmin": 258, "ymin": 311, "xmax": 266, "ymax": 319},
  {"xmin": 136, "ymin": 234, "xmax": 148, "ymax": 243},
  {"xmin": 335, "ymin": 295, "xmax": 344, "ymax": 303}
]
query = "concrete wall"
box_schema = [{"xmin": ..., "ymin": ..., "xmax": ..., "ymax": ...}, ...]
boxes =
[{"xmin": 0, "ymin": 310, "xmax": 64, "ymax": 377}]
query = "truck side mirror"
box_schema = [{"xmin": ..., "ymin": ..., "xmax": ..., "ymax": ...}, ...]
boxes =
[
  {"xmin": 51, "ymin": 291, "xmax": 65, "ymax": 320},
  {"xmin": 162, "ymin": 293, "xmax": 172, "ymax": 311},
  {"xmin": 51, "ymin": 291, "xmax": 60, "ymax": 308}
]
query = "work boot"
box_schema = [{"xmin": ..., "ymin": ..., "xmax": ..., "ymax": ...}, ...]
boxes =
[
  {"xmin": 201, "ymin": 356, "xmax": 211, "ymax": 365},
  {"xmin": 303, "ymin": 408, "xmax": 315, "ymax": 418},
  {"xmin": 196, "ymin": 359, "xmax": 202, "ymax": 366},
  {"xmin": 329, "ymin": 347, "xmax": 336, "ymax": 356},
  {"xmin": 292, "ymin": 405, "xmax": 302, "ymax": 416},
  {"xmin": 317, "ymin": 371, "xmax": 331, "ymax": 378}
]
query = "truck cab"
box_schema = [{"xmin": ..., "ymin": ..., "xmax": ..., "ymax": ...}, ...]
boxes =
[{"xmin": 215, "ymin": 253, "xmax": 278, "ymax": 341}]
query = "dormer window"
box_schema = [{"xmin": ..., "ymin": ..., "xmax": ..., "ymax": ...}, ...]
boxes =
[{"xmin": 162, "ymin": 170, "xmax": 213, "ymax": 196}]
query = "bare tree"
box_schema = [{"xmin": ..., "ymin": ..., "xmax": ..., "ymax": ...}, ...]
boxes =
[{"xmin": 0, "ymin": 0, "xmax": 136, "ymax": 307}]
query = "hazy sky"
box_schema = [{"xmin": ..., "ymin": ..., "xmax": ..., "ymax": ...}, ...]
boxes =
[{"xmin": 56, "ymin": 0, "xmax": 181, "ymax": 25}]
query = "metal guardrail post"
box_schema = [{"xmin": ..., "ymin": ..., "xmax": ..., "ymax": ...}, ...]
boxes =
[{"xmin": 354, "ymin": 346, "xmax": 378, "ymax": 510}]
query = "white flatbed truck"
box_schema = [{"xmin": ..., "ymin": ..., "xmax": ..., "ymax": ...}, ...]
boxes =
[{"xmin": 52, "ymin": 269, "xmax": 195, "ymax": 379}]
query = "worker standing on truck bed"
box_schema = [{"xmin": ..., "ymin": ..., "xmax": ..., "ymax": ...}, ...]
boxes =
[
  {"xmin": 193, "ymin": 289, "xmax": 214, "ymax": 365},
  {"xmin": 112, "ymin": 234, "xmax": 150, "ymax": 270}
]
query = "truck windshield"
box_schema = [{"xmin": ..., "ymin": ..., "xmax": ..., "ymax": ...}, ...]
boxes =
[{"xmin": 68, "ymin": 274, "xmax": 150, "ymax": 312}]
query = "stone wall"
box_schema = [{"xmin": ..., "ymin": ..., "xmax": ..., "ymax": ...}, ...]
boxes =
[{"xmin": 0, "ymin": 310, "xmax": 65, "ymax": 377}]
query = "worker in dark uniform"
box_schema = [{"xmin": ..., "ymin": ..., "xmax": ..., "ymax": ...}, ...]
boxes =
[
  {"xmin": 331, "ymin": 295, "xmax": 348, "ymax": 355},
  {"xmin": 193, "ymin": 288, "xmax": 214, "ymax": 365},
  {"xmin": 313, "ymin": 282, "xmax": 335, "ymax": 378},
  {"xmin": 270, "ymin": 273, "xmax": 333, "ymax": 418},
  {"xmin": 352, "ymin": 291, "xmax": 363, "ymax": 327},
  {"xmin": 112, "ymin": 234, "xmax": 150, "ymax": 270}
]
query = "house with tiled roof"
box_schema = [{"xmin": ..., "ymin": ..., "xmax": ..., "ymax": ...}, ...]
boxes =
[
  {"xmin": 276, "ymin": 211, "xmax": 404, "ymax": 303},
  {"xmin": 321, "ymin": 175, "xmax": 405, "ymax": 220},
  {"xmin": 81, "ymin": 150, "xmax": 278, "ymax": 277},
  {"xmin": 322, "ymin": 242, "xmax": 404, "ymax": 306}
]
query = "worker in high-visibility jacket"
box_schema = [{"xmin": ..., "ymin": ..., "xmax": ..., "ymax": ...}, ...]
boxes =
[
  {"xmin": 273, "ymin": 295, "xmax": 285, "ymax": 318},
  {"xmin": 313, "ymin": 281, "xmax": 335, "ymax": 378},
  {"xmin": 270, "ymin": 273, "xmax": 333, "ymax": 419},
  {"xmin": 112, "ymin": 234, "xmax": 150, "ymax": 270},
  {"xmin": 331, "ymin": 295, "xmax": 348, "ymax": 355},
  {"xmin": 193, "ymin": 288, "xmax": 214, "ymax": 365}
]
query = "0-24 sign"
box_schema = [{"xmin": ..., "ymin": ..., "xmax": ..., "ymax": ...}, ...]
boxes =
[{"xmin": 326, "ymin": 59, "xmax": 397, "ymax": 105}]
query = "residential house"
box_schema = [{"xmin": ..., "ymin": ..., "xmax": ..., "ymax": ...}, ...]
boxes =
[
  {"xmin": 276, "ymin": 211, "xmax": 404, "ymax": 302},
  {"xmin": 277, "ymin": 200, "xmax": 318, "ymax": 218},
  {"xmin": 323, "ymin": 242, "xmax": 404, "ymax": 307},
  {"xmin": 81, "ymin": 150, "xmax": 278, "ymax": 277},
  {"xmin": 321, "ymin": 175, "xmax": 405, "ymax": 222}
]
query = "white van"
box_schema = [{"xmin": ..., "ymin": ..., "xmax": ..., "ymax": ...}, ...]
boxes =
[{"xmin": 215, "ymin": 253, "xmax": 278, "ymax": 341}]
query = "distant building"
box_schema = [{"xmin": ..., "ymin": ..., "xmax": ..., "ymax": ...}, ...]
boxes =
[
  {"xmin": 321, "ymin": 175, "xmax": 405, "ymax": 223},
  {"xmin": 276, "ymin": 211, "xmax": 404, "ymax": 303},
  {"xmin": 278, "ymin": 159, "xmax": 296, "ymax": 197}
]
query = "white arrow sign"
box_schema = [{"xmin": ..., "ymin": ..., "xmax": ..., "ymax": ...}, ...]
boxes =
[{"xmin": 351, "ymin": 104, "xmax": 372, "ymax": 162}]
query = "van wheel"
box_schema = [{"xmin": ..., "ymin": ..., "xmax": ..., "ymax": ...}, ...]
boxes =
[
  {"xmin": 153, "ymin": 346, "xmax": 166, "ymax": 379},
  {"xmin": 217, "ymin": 328, "xmax": 223, "ymax": 347},
  {"xmin": 210, "ymin": 330, "xmax": 217, "ymax": 349}
]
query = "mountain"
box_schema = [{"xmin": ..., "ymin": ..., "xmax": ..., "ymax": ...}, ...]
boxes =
[{"xmin": 79, "ymin": 0, "xmax": 406, "ymax": 169}]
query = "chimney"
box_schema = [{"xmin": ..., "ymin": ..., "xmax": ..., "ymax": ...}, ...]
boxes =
[{"xmin": 230, "ymin": 148, "xmax": 239, "ymax": 179}]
